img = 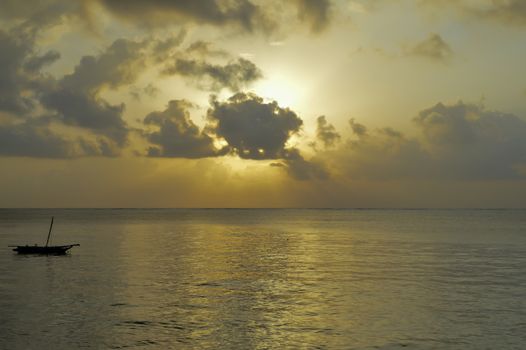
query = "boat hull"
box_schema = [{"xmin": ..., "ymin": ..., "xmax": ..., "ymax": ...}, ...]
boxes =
[{"xmin": 12, "ymin": 244, "xmax": 79, "ymax": 255}]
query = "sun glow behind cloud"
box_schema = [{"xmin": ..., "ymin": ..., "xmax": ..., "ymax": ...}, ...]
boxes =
[{"xmin": 251, "ymin": 74, "xmax": 308, "ymax": 110}]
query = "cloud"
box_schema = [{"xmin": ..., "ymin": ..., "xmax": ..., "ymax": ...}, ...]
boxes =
[
  {"xmin": 93, "ymin": 0, "xmax": 337, "ymax": 35},
  {"xmin": 420, "ymin": 0, "xmax": 526, "ymax": 26},
  {"xmin": 39, "ymin": 38, "xmax": 149, "ymax": 148},
  {"xmin": 349, "ymin": 118, "xmax": 367, "ymax": 137},
  {"xmin": 476, "ymin": 0, "xmax": 526, "ymax": 25},
  {"xmin": 163, "ymin": 57, "xmax": 262, "ymax": 92},
  {"xmin": 185, "ymin": 41, "xmax": 229, "ymax": 58},
  {"xmin": 143, "ymin": 100, "xmax": 222, "ymax": 158},
  {"xmin": 334, "ymin": 102, "xmax": 526, "ymax": 181},
  {"xmin": 0, "ymin": 122, "xmax": 78, "ymax": 158},
  {"xmin": 96, "ymin": 0, "xmax": 270, "ymax": 33},
  {"xmin": 0, "ymin": 120, "xmax": 115, "ymax": 158},
  {"xmin": 295, "ymin": 0, "xmax": 332, "ymax": 33},
  {"xmin": 40, "ymin": 89, "xmax": 128, "ymax": 147},
  {"xmin": 207, "ymin": 92, "xmax": 303, "ymax": 160},
  {"xmin": 404, "ymin": 33, "xmax": 452, "ymax": 62},
  {"xmin": 23, "ymin": 50, "xmax": 60, "ymax": 73},
  {"xmin": 414, "ymin": 102, "xmax": 526, "ymax": 179},
  {"xmin": 315, "ymin": 115, "xmax": 340, "ymax": 147},
  {"xmin": 0, "ymin": 27, "xmax": 143, "ymax": 157},
  {"xmin": 206, "ymin": 92, "xmax": 328, "ymax": 180},
  {"xmin": 151, "ymin": 30, "xmax": 187, "ymax": 62},
  {"xmin": 59, "ymin": 38, "xmax": 147, "ymax": 93},
  {"xmin": 279, "ymin": 148, "xmax": 329, "ymax": 180},
  {"xmin": 0, "ymin": 29, "xmax": 37, "ymax": 114},
  {"xmin": 0, "ymin": 0, "xmax": 83, "ymax": 33}
]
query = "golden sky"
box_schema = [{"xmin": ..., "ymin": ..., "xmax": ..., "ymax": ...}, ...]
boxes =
[{"xmin": 0, "ymin": 0, "xmax": 525, "ymax": 207}]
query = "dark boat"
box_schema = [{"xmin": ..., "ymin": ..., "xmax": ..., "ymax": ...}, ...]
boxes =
[{"xmin": 8, "ymin": 217, "xmax": 79, "ymax": 255}]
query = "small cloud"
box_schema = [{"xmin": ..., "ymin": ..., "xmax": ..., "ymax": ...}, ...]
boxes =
[
  {"xmin": 316, "ymin": 115, "xmax": 340, "ymax": 148},
  {"xmin": 404, "ymin": 33, "xmax": 453, "ymax": 62},
  {"xmin": 349, "ymin": 118, "xmax": 367, "ymax": 136}
]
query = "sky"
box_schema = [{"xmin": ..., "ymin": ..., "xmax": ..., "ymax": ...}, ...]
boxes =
[{"xmin": 0, "ymin": 0, "xmax": 525, "ymax": 208}]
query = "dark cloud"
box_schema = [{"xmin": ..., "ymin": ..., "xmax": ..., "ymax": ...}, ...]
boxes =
[
  {"xmin": 40, "ymin": 89, "xmax": 128, "ymax": 146},
  {"xmin": 414, "ymin": 102, "xmax": 526, "ymax": 179},
  {"xmin": 296, "ymin": 0, "xmax": 332, "ymax": 33},
  {"xmin": 476, "ymin": 0, "xmax": 526, "ymax": 25},
  {"xmin": 207, "ymin": 92, "xmax": 303, "ymax": 160},
  {"xmin": 163, "ymin": 57, "xmax": 262, "ymax": 92},
  {"xmin": 0, "ymin": 122, "xmax": 76, "ymax": 158},
  {"xmin": 151, "ymin": 30, "xmax": 187, "ymax": 62},
  {"xmin": 315, "ymin": 115, "xmax": 340, "ymax": 147},
  {"xmin": 405, "ymin": 33, "xmax": 452, "ymax": 62},
  {"xmin": 60, "ymin": 38, "xmax": 146, "ymax": 93},
  {"xmin": 280, "ymin": 148, "xmax": 329, "ymax": 180},
  {"xmin": 0, "ymin": 26, "xmax": 136, "ymax": 157},
  {"xmin": 93, "ymin": 0, "xmax": 336, "ymax": 35},
  {"xmin": 0, "ymin": 29, "xmax": 36, "ymax": 114},
  {"xmin": 23, "ymin": 50, "xmax": 60, "ymax": 73},
  {"xmin": 349, "ymin": 118, "xmax": 367, "ymax": 137},
  {"xmin": 0, "ymin": 120, "xmax": 114, "ymax": 158},
  {"xmin": 206, "ymin": 92, "xmax": 328, "ymax": 180},
  {"xmin": 0, "ymin": 0, "xmax": 82, "ymax": 33},
  {"xmin": 186, "ymin": 41, "xmax": 229, "ymax": 58},
  {"xmin": 143, "ymin": 100, "xmax": 221, "ymax": 158},
  {"xmin": 96, "ymin": 0, "xmax": 270, "ymax": 33},
  {"xmin": 337, "ymin": 102, "xmax": 526, "ymax": 181},
  {"xmin": 38, "ymin": 38, "xmax": 148, "ymax": 148}
]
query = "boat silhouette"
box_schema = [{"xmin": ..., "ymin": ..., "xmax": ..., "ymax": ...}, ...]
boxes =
[{"xmin": 8, "ymin": 217, "xmax": 79, "ymax": 255}]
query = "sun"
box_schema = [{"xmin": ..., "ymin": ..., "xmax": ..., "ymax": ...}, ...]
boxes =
[{"xmin": 251, "ymin": 74, "xmax": 306, "ymax": 109}]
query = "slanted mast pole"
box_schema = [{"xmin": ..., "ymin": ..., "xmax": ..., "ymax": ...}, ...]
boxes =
[{"xmin": 45, "ymin": 216, "xmax": 54, "ymax": 247}]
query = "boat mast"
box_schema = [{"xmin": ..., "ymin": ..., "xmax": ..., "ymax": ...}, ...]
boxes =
[{"xmin": 45, "ymin": 216, "xmax": 54, "ymax": 247}]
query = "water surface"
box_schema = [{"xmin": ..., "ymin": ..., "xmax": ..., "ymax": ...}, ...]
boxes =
[{"xmin": 0, "ymin": 209, "xmax": 525, "ymax": 349}]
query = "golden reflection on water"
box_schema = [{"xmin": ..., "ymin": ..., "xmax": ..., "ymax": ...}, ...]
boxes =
[{"xmin": 114, "ymin": 220, "xmax": 357, "ymax": 348}]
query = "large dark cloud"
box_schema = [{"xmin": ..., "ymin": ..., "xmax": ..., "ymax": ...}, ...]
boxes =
[
  {"xmin": 336, "ymin": 102, "xmax": 526, "ymax": 181},
  {"xmin": 206, "ymin": 92, "xmax": 327, "ymax": 180},
  {"xmin": 163, "ymin": 57, "xmax": 262, "ymax": 92},
  {"xmin": 207, "ymin": 92, "xmax": 303, "ymax": 160},
  {"xmin": 143, "ymin": 100, "xmax": 221, "ymax": 158}
]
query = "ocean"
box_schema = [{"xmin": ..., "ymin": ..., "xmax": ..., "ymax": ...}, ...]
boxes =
[{"xmin": 0, "ymin": 209, "xmax": 525, "ymax": 349}]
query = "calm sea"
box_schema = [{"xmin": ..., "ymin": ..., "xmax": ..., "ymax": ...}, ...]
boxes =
[{"xmin": 0, "ymin": 209, "xmax": 525, "ymax": 349}]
